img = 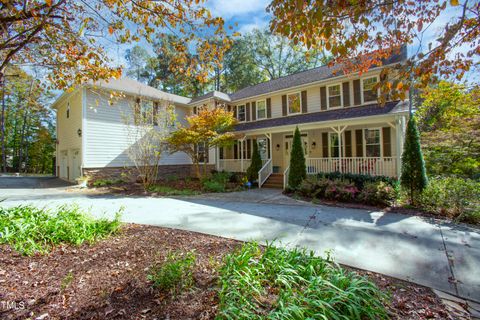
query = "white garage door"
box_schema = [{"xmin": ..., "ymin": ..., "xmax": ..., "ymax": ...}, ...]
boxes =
[{"xmin": 70, "ymin": 149, "xmax": 81, "ymax": 182}]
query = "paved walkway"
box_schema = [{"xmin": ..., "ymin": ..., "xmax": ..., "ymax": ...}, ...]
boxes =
[{"xmin": 1, "ymin": 177, "xmax": 479, "ymax": 304}]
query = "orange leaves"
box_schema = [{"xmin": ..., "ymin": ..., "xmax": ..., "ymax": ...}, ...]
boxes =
[{"xmin": 450, "ymin": 0, "xmax": 459, "ymax": 6}]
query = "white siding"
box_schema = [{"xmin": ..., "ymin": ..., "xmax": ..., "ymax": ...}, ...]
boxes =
[{"xmin": 84, "ymin": 89, "xmax": 191, "ymax": 168}]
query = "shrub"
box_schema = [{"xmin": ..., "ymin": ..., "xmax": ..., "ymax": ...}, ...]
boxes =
[
  {"xmin": 147, "ymin": 251, "xmax": 196, "ymax": 294},
  {"xmin": 288, "ymin": 126, "xmax": 307, "ymax": 190},
  {"xmin": 147, "ymin": 185, "xmax": 199, "ymax": 196},
  {"xmin": 92, "ymin": 178, "xmax": 124, "ymax": 187},
  {"xmin": 358, "ymin": 181, "xmax": 399, "ymax": 206},
  {"xmin": 246, "ymin": 141, "xmax": 262, "ymax": 182},
  {"xmin": 419, "ymin": 177, "xmax": 480, "ymax": 223},
  {"xmin": 401, "ymin": 116, "xmax": 428, "ymax": 205},
  {"xmin": 217, "ymin": 242, "xmax": 388, "ymax": 319},
  {"xmin": 202, "ymin": 179, "xmax": 226, "ymax": 192},
  {"xmin": 324, "ymin": 179, "xmax": 359, "ymax": 202},
  {"xmin": 0, "ymin": 205, "xmax": 122, "ymax": 255},
  {"xmin": 316, "ymin": 172, "xmax": 398, "ymax": 190}
]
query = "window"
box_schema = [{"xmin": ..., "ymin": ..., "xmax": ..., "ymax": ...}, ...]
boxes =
[
  {"xmin": 141, "ymin": 100, "xmax": 153, "ymax": 124},
  {"xmin": 197, "ymin": 143, "xmax": 209, "ymax": 163},
  {"xmin": 66, "ymin": 103, "xmax": 70, "ymax": 118},
  {"xmin": 329, "ymin": 133, "xmax": 340, "ymax": 158},
  {"xmin": 363, "ymin": 77, "xmax": 378, "ymax": 103},
  {"xmin": 134, "ymin": 98, "xmax": 141, "ymax": 125},
  {"xmin": 256, "ymin": 100, "xmax": 266, "ymax": 119},
  {"xmin": 257, "ymin": 138, "xmax": 268, "ymax": 160},
  {"xmin": 328, "ymin": 84, "xmax": 342, "ymax": 108},
  {"xmin": 166, "ymin": 105, "xmax": 176, "ymax": 127},
  {"xmin": 288, "ymin": 93, "xmax": 301, "ymax": 114},
  {"xmin": 364, "ymin": 129, "xmax": 381, "ymax": 157},
  {"xmin": 237, "ymin": 105, "xmax": 246, "ymax": 122}
]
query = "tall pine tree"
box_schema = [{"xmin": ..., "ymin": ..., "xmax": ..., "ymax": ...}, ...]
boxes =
[
  {"xmin": 247, "ymin": 140, "xmax": 262, "ymax": 183},
  {"xmin": 288, "ymin": 127, "xmax": 306, "ymax": 189},
  {"xmin": 400, "ymin": 116, "xmax": 428, "ymax": 205}
]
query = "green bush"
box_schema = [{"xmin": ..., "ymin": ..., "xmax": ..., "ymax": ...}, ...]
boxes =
[
  {"xmin": 358, "ymin": 181, "xmax": 398, "ymax": 206},
  {"xmin": 288, "ymin": 126, "xmax": 307, "ymax": 190},
  {"xmin": 418, "ymin": 177, "xmax": 480, "ymax": 223},
  {"xmin": 217, "ymin": 242, "xmax": 387, "ymax": 319},
  {"xmin": 92, "ymin": 178, "xmax": 124, "ymax": 187},
  {"xmin": 147, "ymin": 251, "xmax": 196, "ymax": 294},
  {"xmin": 324, "ymin": 179, "xmax": 359, "ymax": 202},
  {"xmin": 246, "ymin": 141, "xmax": 263, "ymax": 182},
  {"xmin": 202, "ymin": 179, "xmax": 226, "ymax": 192},
  {"xmin": 147, "ymin": 185, "xmax": 199, "ymax": 196},
  {"xmin": 317, "ymin": 172, "xmax": 399, "ymax": 190},
  {"xmin": 0, "ymin": 205, "xmax": 122, "ymax": 255}
]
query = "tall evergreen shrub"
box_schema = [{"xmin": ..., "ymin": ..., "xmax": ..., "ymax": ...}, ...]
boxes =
[
  {"xmin": 247, "ymin": 140, "xmax": 262, "ymax": 183},
  {"xmin": 288, "ymin": 127, "xmax": 306, "ymax": 189},
  {"xmin": 401, "ymin": 116, "xmax": 428, "ymax": 204}
]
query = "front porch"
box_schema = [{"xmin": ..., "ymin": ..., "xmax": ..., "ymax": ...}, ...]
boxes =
[{"xmin": 216, "ymin": 116, "xmax": 406, "ymax": 188}]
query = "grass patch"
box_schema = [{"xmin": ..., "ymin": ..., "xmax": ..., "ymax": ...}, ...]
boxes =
[
  {"xmin": 92, "ymin": 178, "xmax": 124, "ymax": 187},
  {"xmin": 218, "ymin": 242, "xmax": 388, "ymax": 319},
  {"xmin": 147, "ymin": 185, "xmax": 200, "ymax": 196},
  {"xmin": 147, "ymin": 251, "xmax": 196, "ymax": 294},
  {"xmin": 0, "ymin": 205, "xmax": 122, "ymax": 255}
]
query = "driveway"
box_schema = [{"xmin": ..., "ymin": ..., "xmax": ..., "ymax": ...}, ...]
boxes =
[{"xmin": 1, "ymin": 177, "xmax": 479, "ymax": 304}]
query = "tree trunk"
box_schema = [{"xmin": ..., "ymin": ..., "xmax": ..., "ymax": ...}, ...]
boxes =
[{"xmin": 1, "ymin": 76, "xmax": 6, "ymax": 172}]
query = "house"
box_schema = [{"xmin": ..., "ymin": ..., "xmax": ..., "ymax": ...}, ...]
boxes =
[{"xmin": 54, "ymin": 47, "xmax": 409, "ymax": 188}]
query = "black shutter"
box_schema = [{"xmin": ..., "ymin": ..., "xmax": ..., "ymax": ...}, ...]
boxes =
[
  {"xmin": 233, "ymin": 142, "xmax": 238, "ymax": 159},
  {"xmin": 382, "ymin": 127, "xmax": 391, "ymax": 157},
  {"xmin": 345, "ymin": 130, "xmax": 352, "ymax": 157},
  {"xmin": 355, "ymin": 129, "xmax": 363, "ymax": 157},
  {"xmin": 320, "ymin": 86, "xmax": 327, "ymax": 110},
  {"xmin": 246, "ymin": 102, "xmax": 251, "ymax": 121},
  {"xmin": 353, "ymin": 79, "xmax": 361, "ymax": 105},
  {"xmin": 282, "ymin": 95, "xmax": 287, "ymax": 116},
  {"xmin": 301, "ymin": 90, "xmax": 308, "ymax": 113},
  {"xmin": 233, "ymin": 105, "xmax": 237, "ymax": 118},
  {"xmin": 266, "ymin": 98, "xmax": 272, "ymax": 118},
  {"xmin": 322, "ymin": 132, "xmax": 329, "ymax": 157},
  {"xmin": 247, "ymin": 139, "xmax": 252, "ymax": 158},
  {"xmin": 251, "ymin": 101, "xmax": 256, "ymax": 121},
  {"xmin": 342, "ymin": 82, "xmax": 350, "ymax": 107}
]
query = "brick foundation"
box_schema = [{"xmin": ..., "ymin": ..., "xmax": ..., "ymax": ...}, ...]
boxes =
[{"xmin": 83, "ymin": 164, "xmax": 215, "ymax": 182}]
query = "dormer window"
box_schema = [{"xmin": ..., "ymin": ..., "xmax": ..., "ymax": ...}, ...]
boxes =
[
  {"xmin": 237, "ymin": 105, "xmax": 246, "ymax": 122},
  {"xmin": 66, "ymin": 103, "xmax": 70, "ymax": 118},
  {"xmin": 287, "ymin": 93, "xmax": 301, "ymax": 114},
  {"xmin": 328, "ymin": 84, "xmax": 342, "ymax": 108},
  {"xmin": 362, "ymin": 76, "xmax": 378, "ymax": 103}
]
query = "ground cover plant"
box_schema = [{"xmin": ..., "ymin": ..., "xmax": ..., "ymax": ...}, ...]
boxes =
[
  {"xmin": 147, "ymin": 185, "xmax": 200, "ymax": 196},
  {"xmin": 92, "ymin": 178, "xmax": 125, "ymax": 187},
  {"xmin": 217, "ymin": 242, "xmax": 388, "ymax": 319},
  {"xmin": 0, "ymin": 205, "xmax": 122, "ymax": 255},
  {"xmin": 0, "ymin": 224, "xmax": 460, "ymax": 319}
]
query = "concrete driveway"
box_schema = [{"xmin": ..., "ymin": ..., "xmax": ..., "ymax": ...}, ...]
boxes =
[{"xmin": 1, "ymin": 177, "xmax": 479, "ymax": 304}]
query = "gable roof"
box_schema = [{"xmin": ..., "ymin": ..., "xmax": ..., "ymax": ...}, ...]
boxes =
[
  {"xmin": 189, "ymin": 90, "xmax": 231, "ymax": 104},
  {"xmin": 235, "ymin": 100, "xmax": 408, "ymax": 132}
]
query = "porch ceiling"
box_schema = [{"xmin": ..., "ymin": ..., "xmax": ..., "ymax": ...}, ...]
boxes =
[{"xmin": 235, "ymin": 100, "xmax": 408, "ymax": 134}]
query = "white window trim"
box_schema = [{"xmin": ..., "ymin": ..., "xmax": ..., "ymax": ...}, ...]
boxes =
[
  {"xmin": 363, "ymin": 127, "xmax": 383, "ymax": 158},
  {"xmin": 328, "ymin": 132, "xmax": 340, "ymax": 158},
  {"xmin": 361, "ymin": 75, "xmax": 380, "ymax": 105},
  {"xmin": 237, "ymin": 104, "xmax": 246, "ymax": 122},
  {"xmin": 256, "ymin": 99, "xmax": 267, "ymax": 120},
  {"xmin": 287, "ymin": 92, "xmax": 302, "ymax": 115},
  {"xmin": 327, "ymin": 84, "xmax": 343, "ymax": 109}
]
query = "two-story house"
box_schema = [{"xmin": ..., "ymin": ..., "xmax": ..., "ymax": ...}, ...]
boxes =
[{"xmin": 54, "ymin": 47, "xmax": 409, "ymax": 188}]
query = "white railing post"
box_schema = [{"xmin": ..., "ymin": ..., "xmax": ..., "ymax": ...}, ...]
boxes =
[
  {"xmin": 283, "ymin": 166, "xmax": 290, "ymax": 190},
  {"xmin": 258, "ymin": 158, "xmax": 273, "ymax": 188}
]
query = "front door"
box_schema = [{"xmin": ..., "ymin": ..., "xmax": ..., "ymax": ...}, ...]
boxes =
[
  {"xmin": 71, "ymin": 149, "xmax": 81, "ymax": 181},
  {"xmin": 284, "ymin": 133, "xmax": 308, "ymax": 168},
  {"xmin": 59, "ymin": 150, "xmax": 68, "ymax": 180}
]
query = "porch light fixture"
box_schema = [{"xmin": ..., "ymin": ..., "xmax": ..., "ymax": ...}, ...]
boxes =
[
  {"xmin": 77, "ymin": 129, "xmax": 82, "ymax": 137},
  {"xmin": 311, "ymin": 141, "xmax": 316, "ymax": 149},
  {"xmin": 276, "ymin": 144, "xmax": 280, "ymax": 151}
]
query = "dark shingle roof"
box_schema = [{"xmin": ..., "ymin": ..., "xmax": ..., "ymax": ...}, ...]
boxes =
[
  {"xmin": 234, "ymin": 101, "xmax": 407, "ymax": 132},
  {"xmin": 229, "ymin": 46, "xmax": 407, "ymax": 101}
]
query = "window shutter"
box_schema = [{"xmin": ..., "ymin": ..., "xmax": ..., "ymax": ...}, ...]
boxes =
[
  {"xmin": 342, "ymin": 82, "xmax": 350, "ymax": 107},
  {"xmin": 322, "ymin": 132, "xmax": 328, "ymax": 157},
  {"xmin": 193, "ymin": 106, "xmax": 197, "ymax": 114},
  {"xmin": 251, "ymin": 101, "xmax": 256, "ymax": 121},
  {"xmin": 233, "ymin": 142, "xmax": 238, "ymax": 159},
  {"xmin": 355, "ymin": 129, "xmax": 363, "ymax": 157},
  {"xmin": 353, "ymin": 79, "xmax": 361, "ymax": 105},
  {"xmin": 246, "ymin": 102, "xmax": 251, "ymax": 121},
  {"xmin": 266, "ymin": 98, "xmax": 272, "ymax": 118},
  {"xmin": 320, "ymin": 86, "xmax": 327, "ymax": 110},
  {"xmin": 345, "ymin": 130, "xmax": 352, "ymax": 157},
  {"xmin": 301, "ymin": 90, "xmax": 308, "ymax": 113},
  {"xmin": 382, "ymin": 127, "xmax": 391, "ymax": 157},
  {"xmin": 233, "ymin": 105, "xmax": 237, "ymax": 118},
  {"xmin": 227, "ymin": 105, "xmax": 231, "ymax": 112},
  {"xmin": 247, "ymin": 139, "xmax": 252, "ymax": 158},
  {"xmin": 282, "ymin": 95, "xmax": 287, "ymax": 116}
]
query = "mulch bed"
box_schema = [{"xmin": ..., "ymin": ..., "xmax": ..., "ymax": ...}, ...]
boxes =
[{"xmin": 0, "ymin": 224, "xmax": 468, "ymax": 319}]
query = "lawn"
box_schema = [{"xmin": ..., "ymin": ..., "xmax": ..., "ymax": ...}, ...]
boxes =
[{"xmin": 0, "ymin": 206, "xmax": 460, "ymax": 319}]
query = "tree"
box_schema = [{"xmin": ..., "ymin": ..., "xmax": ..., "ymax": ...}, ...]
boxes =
[
  {"xmin": 0, "ymin": 0, "xmax": 230, "ymax": 90},
  {"xmin": 125, "ymin": 46, "xmax": 152, "ymax": 83},
  {"xmin": 417, "ymin": 81, "xmax": 479, "ymax": 177},
  {"xmin": 268, "ymin": 0, "xmax": 480, "ymax": 99},
  {"xmin": 167, "ymin": 107, "xmax": 237, "ymax": 178},
  {"xmin": 246, "ymin": 141, "xmax": 262, "ymax": 183},
  {"xmin": 401, "ymin": 116, "xmax": 428, "ymax": 205},
  {"xmin": 288, "ymin": 126, "xmax": 306, "ymax": 190}
]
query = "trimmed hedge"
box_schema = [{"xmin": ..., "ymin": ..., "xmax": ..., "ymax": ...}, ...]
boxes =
[{"xmin": 316, "ymin": 172, "xmax": 399, "ymax": 189}]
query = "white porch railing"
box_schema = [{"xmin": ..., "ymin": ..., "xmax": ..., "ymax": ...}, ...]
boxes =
[
  {"xmin": 258, "ymin": 159, "xmax": 273, "ymax": 188},
  {"xmin": 217, "ymin": 159, "xmax": 268, "ymax": 173},
  {"xmin": 306, "ymin": 157, "xmax": 397, "ymax": 177},
  {"xmin": 283, "ymin": 166, "xmax": 290, "ymax": 190}
]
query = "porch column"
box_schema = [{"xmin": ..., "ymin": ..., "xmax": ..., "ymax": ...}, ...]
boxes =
[
  {"xmin": 395, "ymin": 116, "xmax": 406, "ymax": 177},
  {"xmin": 332, "ymin": 125, "xmax": 347, "ymax": 173},
  {"xmin": 240, "ymin": 139, "xmax": 244, "ymax": 172}
]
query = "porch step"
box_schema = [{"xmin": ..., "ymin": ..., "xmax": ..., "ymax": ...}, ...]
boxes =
[{"xmin": 261, "ymin": 173, "xmax": 284, "ymax": 189}]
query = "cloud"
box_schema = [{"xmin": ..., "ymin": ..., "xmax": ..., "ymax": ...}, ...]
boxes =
[
  {"xmin": 238, "ymin": 17, "xmax": 269, "ymax": 34},
  {"xmin": 206, "ymin": 0, "xmax": 270, "ymax": 19}
]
